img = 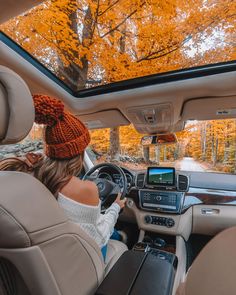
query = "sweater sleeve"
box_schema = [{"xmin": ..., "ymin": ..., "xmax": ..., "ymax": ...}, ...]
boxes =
[{"xmin": 96, "ymin": 203, "xmax": 121, "ymax": 247}]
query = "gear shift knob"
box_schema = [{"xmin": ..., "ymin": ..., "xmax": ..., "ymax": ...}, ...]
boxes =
[{"xmin": 154, "ymin": 238, "xmax": 166, "ymax": 248}]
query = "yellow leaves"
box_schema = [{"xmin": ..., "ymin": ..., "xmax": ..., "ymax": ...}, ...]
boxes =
[{"xmin": 0, "ymin": 0, "xmax": 235, "ymax": 91}]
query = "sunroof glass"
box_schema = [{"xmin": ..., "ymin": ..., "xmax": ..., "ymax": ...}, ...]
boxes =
[{"xmin": 1, "ymin": 0, "xmax": 235, "ymax": 92}]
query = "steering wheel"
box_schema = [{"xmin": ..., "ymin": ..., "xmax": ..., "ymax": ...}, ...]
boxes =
[{"xmin": 83, "ymin": 163, "xmax": 127, "ymax": 208}]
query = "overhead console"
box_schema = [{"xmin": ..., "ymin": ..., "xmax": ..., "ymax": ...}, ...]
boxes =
[{"xmin": 125, "ymin": 103, "xmax": 177, "ymax": 134}]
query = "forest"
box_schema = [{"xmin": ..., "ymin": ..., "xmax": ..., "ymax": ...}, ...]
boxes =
[
  {"xmin": 28, "ymin": 119, "xmax": 236, "ymax": 174},
  {"xmin": 89, "ymin": 119, "xmax": 236, "ymax": 173},
  {"xmin": 1, "ymin": 0, "xmax": 236, "ymax": 173}
]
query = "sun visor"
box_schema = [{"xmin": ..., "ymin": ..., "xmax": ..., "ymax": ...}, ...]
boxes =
[
  {"xmin": 182, "ymin": 96, "xmax": 236, "ymax": 121},
  {"xmin": 79, "ymin": 110, "xmax": 130, "ymax": 129}
]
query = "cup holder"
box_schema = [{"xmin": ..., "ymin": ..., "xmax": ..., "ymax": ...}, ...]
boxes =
[{"xmin": 143, "ymin": 235, "xmax": 153, "ymax": 244}]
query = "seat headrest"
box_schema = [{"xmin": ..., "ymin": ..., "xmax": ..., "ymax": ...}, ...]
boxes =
[
  {"xmin": 0, "ymin": 171, "xmax": 68, "ymax": 248},
  {"xmin": 0, "ymin": 66, "xmax": 34, "ymax": 144}
]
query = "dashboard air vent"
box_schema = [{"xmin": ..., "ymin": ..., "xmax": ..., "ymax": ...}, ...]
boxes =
[
  {"xmin": 177, "ymin": 174, "xmax": 189, "ymax": 192},
  {"xmin": 136, "ymin": 173, "xmax": 145, "ymax": 188}
]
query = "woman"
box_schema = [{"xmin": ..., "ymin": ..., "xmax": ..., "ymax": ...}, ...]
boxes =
[{"xmin": 0, "ymin": 94, "xmax": 126, "ymax": 259}]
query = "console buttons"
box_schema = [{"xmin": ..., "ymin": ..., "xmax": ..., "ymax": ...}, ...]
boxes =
[
  {"xmin": 166, "ymin": 218, "xmax": 175, "ymax": 228},
  {"xmin": 144, "ymin": 215, "xmax": 153, "ymax": 224},
  {"xmin": 144, "ymin": 215, "xmax": 175, "ymax": 228}
]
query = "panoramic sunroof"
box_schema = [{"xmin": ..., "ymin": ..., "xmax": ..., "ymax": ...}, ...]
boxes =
[{"xmin": 0, "ymin": 0, "xmax": 235, "ymax": 95}]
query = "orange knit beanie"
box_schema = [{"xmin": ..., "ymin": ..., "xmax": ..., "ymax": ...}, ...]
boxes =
[{"xmin": 33, "ymin": 94, "xmax": 90, "ymax": 159}]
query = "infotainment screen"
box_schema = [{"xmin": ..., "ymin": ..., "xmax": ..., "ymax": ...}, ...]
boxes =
[{"xmin": 147, "ymin": 167, "xmax": 175, "ymax": 186}]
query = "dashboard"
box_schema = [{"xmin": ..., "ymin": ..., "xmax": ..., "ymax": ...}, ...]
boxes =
[
  {"xmin": 98, "ymin": 167, "xmax": 134, "ymax": 190},
  {"xmin": 97, "ymin": 165, "xmax": 236, "ymax": 213},
  {"xmin": 96, "ymin": 165, "xmax": 236, "ymax": 237}
]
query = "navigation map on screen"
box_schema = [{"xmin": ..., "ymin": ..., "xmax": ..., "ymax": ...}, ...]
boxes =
[{"xmin": 147, "ymin": 167, "xmax": 175, "ymax": 186}]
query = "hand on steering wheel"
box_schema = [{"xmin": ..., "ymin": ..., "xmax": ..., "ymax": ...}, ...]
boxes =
[
  {"xmin": 82, "ymin": 163, "xmax": 127, "ymax": 209},
  {"xmin": 115, "ymin": 193, "xmax": 126, "ymax": 209}
]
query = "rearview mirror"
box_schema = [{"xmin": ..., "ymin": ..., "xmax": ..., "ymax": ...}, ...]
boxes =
[{"xmin": 141, "ymin": 133, "xmax": 177, "ymax": 146}]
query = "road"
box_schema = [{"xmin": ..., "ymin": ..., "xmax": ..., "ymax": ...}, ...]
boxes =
[{"xmin": 177, "ymin": 157, "xmax": 206, "ymax": 172}]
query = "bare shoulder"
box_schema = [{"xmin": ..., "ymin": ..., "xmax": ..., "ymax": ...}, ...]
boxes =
[{"xmin": 60, "ymin": 176, "xmax": 99, "ymax": 206}]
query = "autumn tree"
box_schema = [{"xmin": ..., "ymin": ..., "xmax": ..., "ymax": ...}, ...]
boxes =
[
  {"xmin": 1, "ymin": 0, "xmax": 235, "ymax": 90},
  {"xmin": 1, "ymin": 0, "xmax": 235, "ymax": 165}
]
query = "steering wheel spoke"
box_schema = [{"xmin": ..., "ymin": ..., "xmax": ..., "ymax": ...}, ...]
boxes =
[
  {"xmin": 110, "ymin": 184, "xmax": 121, "ymax": 196},
  {"xmin": 83, "ymin": 174, "xmax": 97, "ymax": 181},
  {"xmin": 83, "ymin": 163, "xmax": 127, "ymax": 208}
]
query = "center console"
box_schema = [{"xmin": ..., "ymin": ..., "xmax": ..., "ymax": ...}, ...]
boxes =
[
  {"xmin": 133, "ymin": 231, "xmax": 177, "ymax": 264},
  {"xmin": 96, "ymin": 250, "xmax": 175, "ymax": 295},
  {"xmin": 139, "ymin": 190, "xmax": 184, "ymax": 214},
  {"xmin": 130, "ymin": 167, "xmax": 188, "ymax": 234},
  {"xmin": 138, "ymin": 166, "xmax": 187, "ymax": 214},
  {"xmin": 96, "ymin": 167, "xmax": 188, "ymax": 295}
]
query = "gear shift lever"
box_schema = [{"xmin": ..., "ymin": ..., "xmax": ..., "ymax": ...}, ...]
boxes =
[{"xmin": 153, "ymin": 237, "xmax": 166, "ymax": 248}]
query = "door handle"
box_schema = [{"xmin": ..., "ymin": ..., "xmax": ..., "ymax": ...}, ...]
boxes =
[{"xmin": 201, "ymin": 208, "xmax": 220, "ymax": 215}]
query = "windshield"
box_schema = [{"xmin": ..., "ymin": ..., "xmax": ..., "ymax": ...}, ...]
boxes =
[
  {"xmin": 88, "ymin": 119, "xmax": 236, "ymax": 174},
  {"xmin": 1, "ymin": 0, "xmax": 235, "ymax": 92}
]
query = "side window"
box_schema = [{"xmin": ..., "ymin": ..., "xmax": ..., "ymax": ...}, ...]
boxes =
[{"xmin": 0, "ymin": 124, "xmax": 43, "ymax": 159}]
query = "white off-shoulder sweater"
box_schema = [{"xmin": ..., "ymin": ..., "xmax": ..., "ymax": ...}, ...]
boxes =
[{"xmin": 58, "ymin": 193, "xmax": 120, "ymax": 248}]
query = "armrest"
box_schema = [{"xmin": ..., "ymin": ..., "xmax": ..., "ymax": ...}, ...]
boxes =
[{"xmin": 96, "ymin": 251, "xmax": 175, "ymax": 295}]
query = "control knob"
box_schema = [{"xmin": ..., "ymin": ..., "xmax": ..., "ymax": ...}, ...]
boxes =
[
  {"xmin": 165, "ymin": 218, "xmax": 175, "ymax": 228},
  {"xmin": 144, "ymin": 215, "xmax": 152, "ymax": 224}
]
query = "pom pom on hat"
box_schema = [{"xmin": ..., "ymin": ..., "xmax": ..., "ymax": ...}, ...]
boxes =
[{"xmin": 33, "ymin": 94, "xmax": 64, "ymax": 127}]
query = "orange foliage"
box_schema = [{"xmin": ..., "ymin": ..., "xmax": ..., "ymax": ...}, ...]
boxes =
[
  {"xmin": 1, "ymin": 1, "xmax": 236, "ymax": 172},
  {"xmin": 1, "ymin": 0, "xmax": 235, "ymax": 90},
  {"xmin": 89, "ymin": 120, "xmax": 236, "ymax": 173}
]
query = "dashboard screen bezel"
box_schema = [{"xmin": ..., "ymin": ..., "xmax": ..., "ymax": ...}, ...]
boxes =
[{"xmin": 146, "ymin": 167, "xmax": 176, "ymax": 187}]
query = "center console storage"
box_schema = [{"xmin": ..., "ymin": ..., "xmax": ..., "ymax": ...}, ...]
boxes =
[
  {"xmin": 96, "ymin": 250, "xmax": 175, "ymax": 295},
  {"xmin": 142, "ymin": 232, "xmax": 176, "ymax": 253}
]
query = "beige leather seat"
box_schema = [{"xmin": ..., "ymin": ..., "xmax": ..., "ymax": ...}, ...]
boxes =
[
  {"xmin": 0, "ymin": 66, "xmax": 127, "ymax": 295},
  {"xmin": 177, "ymin": 226, "xmax": 236, "ymax": 295}
]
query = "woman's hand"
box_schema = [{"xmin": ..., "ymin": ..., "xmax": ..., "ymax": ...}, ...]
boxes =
[{"xmin": 115, "ymin": 193, "xmax": 126, "ymax": 209}]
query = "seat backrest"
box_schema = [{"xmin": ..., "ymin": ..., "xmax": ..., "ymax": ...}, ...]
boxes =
[
  {"xmin": 0, "ymin": 171, "xmax": 104, "ymax": 295},
  {"xmin": 0, "ymin": 66, "xmax": 104, "ymax": 295},
  {"xmin": 177, "ymin": 226, "xmax": 236, "ymax": 295},
  {"xmin": 0, "ymin": 66, "xmax": 34, "ymax": 144}
]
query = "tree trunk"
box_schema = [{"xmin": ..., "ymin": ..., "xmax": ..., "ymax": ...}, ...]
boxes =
[
  {"xmin": 143, "ymin": 146, "xmax": 150, "ymax": 163},
  {"xmin": 224, "ymin": 123, "xmax": 230, "ymax": 163},
  {"xmin": 108, "ymin": 19, "xmax": 126, "ymax": 162},
  {"xmin": 174, "ymin": 143, "xmax": 180, "ymax": 160},
  {"xmin": 58, "ymin": 3, "xmax": 93, "ymax": 90},
  {"xmin": 212, "ymin": 135, "xmax": 218, "ymax": 167},
  {"xmin": 109, "ymin": 127, "xmax": 120, "ymax": 161},
  {"xmin": 155, "ymin": 145, "xmax": 160, "ymax": 165},
  {"xmin": 201, "ymin": 122, "xmax": 207, "ymax": 161},
  {"xmin": 163, "ymin": 146, "xmax": 167, "ymax": 162}
]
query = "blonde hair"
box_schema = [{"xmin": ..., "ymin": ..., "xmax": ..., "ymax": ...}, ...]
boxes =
[{"xmin": 0, "ymin": 153, "xmax": 84, "ymax": 197}]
